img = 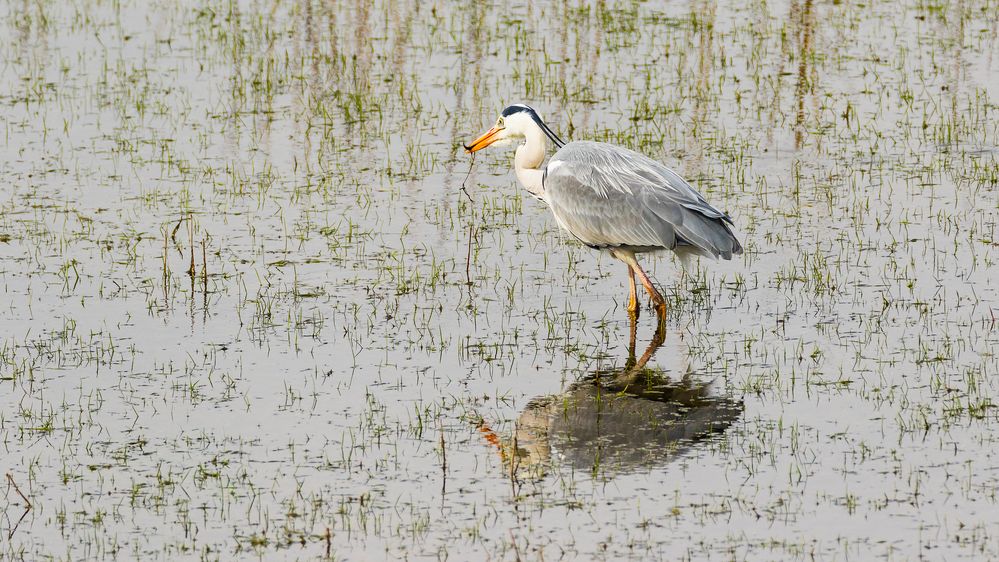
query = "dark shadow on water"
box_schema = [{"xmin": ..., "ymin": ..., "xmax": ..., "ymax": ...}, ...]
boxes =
[{"xmin": 481, "ymin": 317, "xmax": 743, "ymax": 480}]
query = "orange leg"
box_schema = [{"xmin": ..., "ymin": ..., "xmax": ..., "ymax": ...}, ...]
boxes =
[
  {"xmin": 632, "ymin": 260, "xmax": 667, "ymax": 318},
  {"xmin": 611, "ymin": 249, "xmax": 667, "ymax": 319},
  {"xmin": 627, "ymin": 265, "xmax": 639, "ymax": 313}
]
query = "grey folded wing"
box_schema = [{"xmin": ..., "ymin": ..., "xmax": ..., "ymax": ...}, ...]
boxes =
[{"xmin": 542, "ymin": 141, "xmax": 743, "ymax": 259}]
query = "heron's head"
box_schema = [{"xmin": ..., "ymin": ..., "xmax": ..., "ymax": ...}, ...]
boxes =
[{"xmin": 464, "ymin": 104, "xmax": 564, "ymax": 152}]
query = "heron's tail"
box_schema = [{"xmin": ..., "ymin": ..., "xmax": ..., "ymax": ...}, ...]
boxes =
[{"xmin": 673, "ymin": 213, "xmax": 743, "ymax": 260}]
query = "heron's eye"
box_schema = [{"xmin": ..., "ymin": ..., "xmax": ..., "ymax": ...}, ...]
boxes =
[{"xmin": 497, "ymin": 117, "xmax": 504, "ymax": 127}]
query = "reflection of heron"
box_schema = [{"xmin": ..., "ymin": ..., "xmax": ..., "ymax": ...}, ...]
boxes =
[
  {"xmin": 478, "ymin": 320, "xmax": 743, "ymax": 480},
  {"xmin": 465, "ymin": 104, "xmax": 743, "ymax": 319}
]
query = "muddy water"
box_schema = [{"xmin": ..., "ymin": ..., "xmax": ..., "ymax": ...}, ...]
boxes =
[{"xmin": 1, "ymin": 0, "xmax": 997, "ymax": 559}]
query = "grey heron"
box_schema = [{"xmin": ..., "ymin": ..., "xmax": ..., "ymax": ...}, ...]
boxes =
[{"xmin": 465, "ymin": 104, "xmax": 743, "ymax": 318}]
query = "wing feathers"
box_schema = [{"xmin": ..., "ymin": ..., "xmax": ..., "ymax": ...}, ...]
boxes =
[{"xmin": 542, "ymin": 142, "xmax": 743, "ymax": 259}]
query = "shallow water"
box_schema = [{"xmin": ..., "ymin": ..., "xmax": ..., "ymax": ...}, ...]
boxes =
[{"xmin": 1, "ymin": 0, "xmax": 998, "ymax": 559}]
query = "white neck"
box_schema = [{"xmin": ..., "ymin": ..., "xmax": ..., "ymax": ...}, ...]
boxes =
[{"xmin": 514, "ymin": 124, "xmax": 547, "ymax": 198}]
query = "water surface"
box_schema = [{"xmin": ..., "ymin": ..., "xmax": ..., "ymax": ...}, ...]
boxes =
[{"xmin": 1, "ymin": 0, "xmax": 998, "ymax": 559}]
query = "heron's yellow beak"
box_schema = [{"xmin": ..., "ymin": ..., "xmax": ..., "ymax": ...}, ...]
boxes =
[{"xmin": 464, "ymin": 126, "xmax": 503, "ymax": 153}]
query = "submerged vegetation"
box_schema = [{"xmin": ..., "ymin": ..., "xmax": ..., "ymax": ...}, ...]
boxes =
[{"xmin": 1, "ymin": 0, "xmax": 997, "ymax": 559}]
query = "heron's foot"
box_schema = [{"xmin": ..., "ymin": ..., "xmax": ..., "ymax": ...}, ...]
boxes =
[
  {"xmin": 653, "ymin": 299, "xmax": 668, "ymax": 322},
  {"xmin": 651, "ymin": 311, "xmax": 668, "ymax": 347},
  {"xmin": 654, "ymin": 306, "xmax": 668, "ymax": 335},
  {"xmin": 626, "ymin": 264, "xmax": 639, "ymax": 313},
  {"xmin": 627, "ymin": 292, "xmax": 639, "ymax": 313}
]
